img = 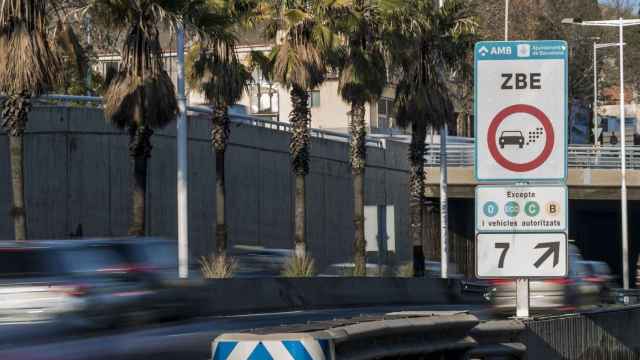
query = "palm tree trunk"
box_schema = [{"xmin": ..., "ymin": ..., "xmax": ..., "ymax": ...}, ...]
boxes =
[
  {"xmin": 9, "ymin": 135, "xmax": 27, "ymax": 240},
  {"xmin": 128, "ymin": 125, "xmax": 153, "ymax": 236},
  {"xmin": 212, "ymin": 104, "xmax": 230, "ymax": 255},
  {"xmin": 349, "ymin": 101, "xmax": 367, "ymax": 276},
  {"xmin": 289, "ymin": 86, "xmax": 311, "ymax": 258},
  {"xmin": 409, "ymin": 122, "xmax": 427, "ymax": 277},
  {"xmin": 2, "ymin": 94, "xmax": 31, "ymax": 241}
]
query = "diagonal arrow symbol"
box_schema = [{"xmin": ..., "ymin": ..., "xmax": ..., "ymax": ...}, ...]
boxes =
[{"xmin": 534, "ymin": 242, "xmax": 560, "ymax": 268}]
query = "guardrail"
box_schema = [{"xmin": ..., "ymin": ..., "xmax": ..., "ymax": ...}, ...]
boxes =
[
  {"xmin": 4, "ymin": 94, "xmax": 385, "ymax": 149},
  {"xmin": 425, "ymin": 143, "xmax": 640, "ymax": 169},
  {"xmin": 188, "ymin": 105, "xmax": 385, "ymax": 148}
]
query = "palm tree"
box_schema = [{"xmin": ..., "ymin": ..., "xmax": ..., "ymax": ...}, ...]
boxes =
[
  {"xmin": 330, "ymin": 0, "xmax": 387, "ymax": 276},
  {"xmin": 84, "ymin": 0, "xmax": 227, "ymax": 236},
  {"xmin": 385, "ymin": 0, "xmax": 476, "ymax": 276},
  {"xmin": 0, "ymin": 0, "xmax": 62, "ymax": 240},
  {"xmin": 84, "ymin": 0, "xmax": 179, "ymax": 236},
  {"xmin": 187, "ymin": 42, "xmax": 251, "ymax": 255},
  {"xmin": 262, "ymin": 0, "xmax": 341, "ymax": 263}
]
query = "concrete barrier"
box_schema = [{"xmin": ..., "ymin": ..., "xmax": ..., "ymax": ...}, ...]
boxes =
[
  {"xmin": 211, "ymin": 314, "xmax": 521, "ymax": 360},
  {"xmin": 210, "ymin": 305, "xmax": 640, "ymax": 359},
  {"xmin": 213, "ymin": 334, "xmax": 333, "ymax": 360},
  {"xmin": 180, "ymin": 277, "xmax": 453, "ymax": 316}
]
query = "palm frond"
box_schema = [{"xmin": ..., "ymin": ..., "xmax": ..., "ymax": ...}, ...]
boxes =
[
  {"xmin": 54, "ymin": 20, "xmax": 88, "ymax": 81},
  {"xmin": 385, "ymin": 0, "xmax": 477, "ymax": 130},
  {"xmin": 0, "ymin": 0, "xmax": 61, "ymax": 95},
  {"xmin": 186, "ymin": 42, "xmax": 250, "ymax": 107},
  {"xmin": 104, "ymin": 69, "xmax": 177, "ymax": 129}
]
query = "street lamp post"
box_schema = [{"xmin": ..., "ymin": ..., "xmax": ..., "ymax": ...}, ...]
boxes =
[
  {"xmin": 563, "ymin": 17, "xmax": 640, "ymax": 290},
  {"xmin": 176, "ymin": 22, "xmax": 189, "ymax": 279},
  {"xmin": 505, "ymin": 0, "xmax": 509, "ymax": 41}
]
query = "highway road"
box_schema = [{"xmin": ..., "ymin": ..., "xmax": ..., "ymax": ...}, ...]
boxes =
[{"xmin": 0, "ymin": 304, "xmax": 487, "ymax": 360}]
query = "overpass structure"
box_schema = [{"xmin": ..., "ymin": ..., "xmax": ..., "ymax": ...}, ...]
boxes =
[{"xmin": 424, "ymin": 143, "xmax": 640, "ymax": 200}]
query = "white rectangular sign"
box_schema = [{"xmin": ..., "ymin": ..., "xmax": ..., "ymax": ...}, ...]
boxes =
[
  {"xmin": 476, "ymin": 185, "xmax": 567, "ymax": 233},
  {"xmin": 476, "ymin": 233, "xmax": 567, "ymax": 278},
  {"xmin": 475, "ymin": 40, "xmax": 567, "ymax": 181}
]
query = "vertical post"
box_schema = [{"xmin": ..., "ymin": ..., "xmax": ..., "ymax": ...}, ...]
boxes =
[
  {"xmin": 177, "ymin": 22, "xmax": 189, "ymax": 279},
  {"xmin": 437, "ymin": 0, "xmax": 448, "ymax": 281},
  {"xmin": 440, "ymin": 123, "xmax": 448, "ymax": 279},
  {"xmin": 504, "ymin": 0, "xmax": 509, "ymax": 41},
  {"xmin": 516, "ymin": 278, "xmax": 530, "ymax": 318},
  {"xmin": 593, "ymin": 42, "xmax": 599, "ymax": 146},
  {"xmin": 85, "ymin": 16, "xmax": 92, "ymax": 95},
  {"xmin": 619, "ymin": 18, "xmax": 629, "ymax": 290}
]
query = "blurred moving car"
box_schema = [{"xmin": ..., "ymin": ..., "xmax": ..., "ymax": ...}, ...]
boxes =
[
  {"xmin": 319, "ymin": 262, "xmax": 390, "ymax": 277},
  {"xmin": 581, "ymin": 260, "xmax": 617, "ymax": 303},
  {"xmin": 74, "ymin": 238, "xmax": 196, "ymax": 321},
  {"xmin": 229, "ymin": 245, "xmax": 293, "ymax": 277},
  {"xmin": 0, "ymin": 241, "xmax": 152, "ymax": 327},
  {"xmin": 85, "ymin": 238, "xmax": 179, "ymax": 283},
  {"xmin": 486, "ymin": 244, "xmax": 602, "ymax": 313}
]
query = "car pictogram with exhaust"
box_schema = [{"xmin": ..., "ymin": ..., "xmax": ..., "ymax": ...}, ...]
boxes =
[{"xmin": 499, "ymin": 130, "xmax": 525, "ymax": 149}]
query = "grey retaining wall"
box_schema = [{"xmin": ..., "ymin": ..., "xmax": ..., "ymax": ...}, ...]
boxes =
[
  {"xmin": 186, "ymin": 277, "xmax": 452, "ymax": 316},
  {"xmin": 0, "ymin": 106, "xmax": 411, "ymax": 269}
]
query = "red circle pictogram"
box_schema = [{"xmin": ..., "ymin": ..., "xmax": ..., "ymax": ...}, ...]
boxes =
[{"xmin": 487, "ymin": 104, "xmax": 554, "ymax": 172}]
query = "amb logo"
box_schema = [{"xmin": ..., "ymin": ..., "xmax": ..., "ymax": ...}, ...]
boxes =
[
  {"xmin": 491, "ymin": 46, "xmax": 512, "ymax": 55},
  {"xmin": 478, "ymin": 46, "xmax": 512, "ymax": 57}
]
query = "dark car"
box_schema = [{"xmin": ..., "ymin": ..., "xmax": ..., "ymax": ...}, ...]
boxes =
[
  {"xmin": 581, "ymin": 260, "xmax": 617, "ymax": 303},
  {"xmin": 499, "ymin": 130, "xmax": 525, "ymax": 148},
  {"xmin": 0, "ymin": 241, "xmax": 151, "ymax": 327}
]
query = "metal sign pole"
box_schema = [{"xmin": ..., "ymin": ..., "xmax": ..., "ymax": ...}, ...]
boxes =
[
  {"xmin": 440, "ymin": 123, "xmax": 449, "ymax": 279},
  {"xmin": 619, "ymin": 18, "xmax": 630, "ymax": 290},
  {"xmin": 516, "ymin": 278, "xmax": 530, "ymax": 318},
  {"xmin": 593, "ymin": 42, "xmax": 599, "ymax": 146}
]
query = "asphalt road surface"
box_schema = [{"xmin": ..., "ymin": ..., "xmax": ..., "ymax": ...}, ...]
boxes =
[{"xmin": 0, "ymin": 304, "xmax": 487, "ymax": 360}]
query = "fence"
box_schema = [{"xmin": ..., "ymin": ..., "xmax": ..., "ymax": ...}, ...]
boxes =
[
  {"xmin": 425, "ymin": 143, "xmax": 640, "ymax": 169},
  {"xmin": 19, "ymin": 95, "xmax": 385, "ymax": 149}
]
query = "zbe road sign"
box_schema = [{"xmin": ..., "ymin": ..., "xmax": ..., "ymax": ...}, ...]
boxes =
[
  {"xmin": 476, "ymin": 233, "xmax": 568, "ymax": 278},
  {"xmin": 475, "ymin": 41, "xmax": 567, "ymax": 181},
  {"xmin": 476, "ymin": 185, "xmax": 567, "ymax": 233}
]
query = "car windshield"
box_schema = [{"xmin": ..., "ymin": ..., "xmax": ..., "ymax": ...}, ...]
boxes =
[
  {"xmin": 0, "ymin": 248, "xmax": 61, "ymax": 278},
  {"xmin": 110, "ymin": 241, "xmax": 177, "ymax": 269},
  {"xmin": 58, "ymin": 246, "xmax": 124, "ymax": 273},
  {"xmin": 593, "ymin": 262, "xmax": 611, "ymax": 275},
  {"xmin": 501, "ymin": 131, "xmax": 522, "ymax": 136}
]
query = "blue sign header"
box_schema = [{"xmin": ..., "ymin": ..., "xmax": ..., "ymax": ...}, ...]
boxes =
[{"xmin": 475, "ymin": 40, "xmax": 567, "ymax": 61}]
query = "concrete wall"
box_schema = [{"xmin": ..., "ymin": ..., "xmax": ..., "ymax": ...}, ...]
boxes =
[{"xmin": 0, "ymin": 106, "xmax": 411, "ymax": 270}]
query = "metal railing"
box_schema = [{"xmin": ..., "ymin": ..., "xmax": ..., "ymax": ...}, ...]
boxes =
[
  {"xmin": 425, "ymin": 143, "xmax": 640, "ymax": 169},
  {"xmin": 19, "ymin": 94, "xmax": 385, "ymax": 149},
  {"xmin": 189, "ymin": 105, "xmax": 385, "ymax": 148}
]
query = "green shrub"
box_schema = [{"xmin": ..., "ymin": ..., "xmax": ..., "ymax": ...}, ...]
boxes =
[
  {"xmin": 396, "ymin": 262, "xmax": 414, "ymax": 278},
  {"xmin": 199, "ymin": 254, "xmax": 236, "ymax": 279},
  {"xmin": 282, "ymin": 254, "xmax": 316, "ymax": 277}
]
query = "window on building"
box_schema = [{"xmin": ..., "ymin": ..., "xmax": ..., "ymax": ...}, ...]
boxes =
[
  {"xmin": 376, "ymin": 98, "xmax": 396, "ymax": 129},
  {"xmin": 309, "ymin": 90, "xmax": 320, "ymax": 108},
  {"xmin": 249, "ymin": 68, "xmax": 279, "ymax": 114}
]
